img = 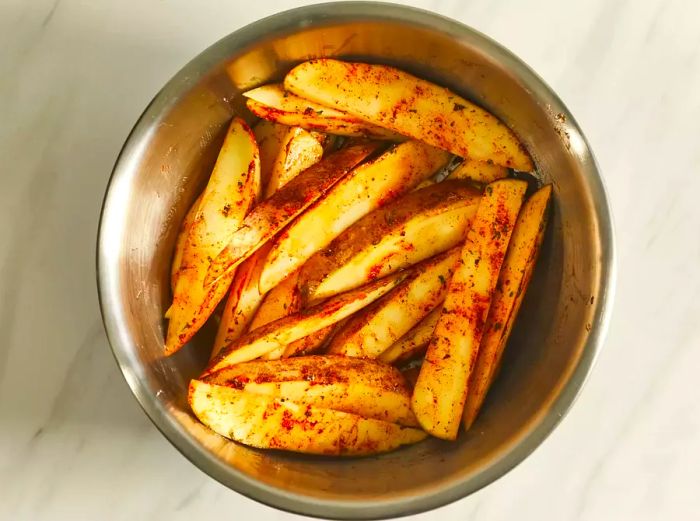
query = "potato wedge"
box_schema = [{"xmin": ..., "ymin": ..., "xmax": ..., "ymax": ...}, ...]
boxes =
[
  {"xmin": 378, "ymin": 306, "xmax": 441, "ymax": 364},
  {"xmin": 259, "ymin": 141, "xmax": 451, "ymax": 293},
  {"xmin": 213, "ymin": 127, "xmax": 325, "ymax": 358},
  {"xmin": 189, "ymin": 380, "xmax": 426, "ymax": 455},
  {"xmin": 165, "ymin": 118, "xmax": 260, "ymax": 355},
  {"xmin": 328, "ymin": 247, "xmax": 460, "ymax": 358},
  {"xmin": 211, "ymin": 250, "xmax": 266, "ymax": 359},
  {"xmin": 412, "ymin": 179, "xmax": 527, "ymax": 439},
  {"xmin": 205, "ymin": 355, "xmax": 417, "ymax": 426},
  {"xmin": 170, "ymin": 192, "xmax": 203, "ymax": 294},
  {"xmin": 254, "ymin": 120, "xmax": 288, "ymax": 188},
  {"xmin": 448, "ymin": 158, "xmax": 509, "ymax": 184},
  {"xmin": 204, "ymin": 143, "xmax": 378, "ymax": 288},
  {"xmin": 244, "ymin": 84, "xmax": 400, "ymax": 140},
  {"xmin": 299, "ymin": 181, "xmax": 480, "ymax": 303},
  {"xmin": 281, "ymin": 325, "xmax": 334, "ymax": 357},
  {"xmin": 285, "ymin": 59, "xmax": 533, "ymax": 171},
  {"xmin": 204, "ymin": 272, "xmax": 406, "ymax": 375},
  {"xmin": 254, "ymin": 272, "xmax": 302, "ymax": 360},
  {"xmin": 462, "ymin": 185, "xmax": 552, "ymax": 429},
  {"xmin": 265, "ymin": 127, "xmax": 324, "ymax": 197}
]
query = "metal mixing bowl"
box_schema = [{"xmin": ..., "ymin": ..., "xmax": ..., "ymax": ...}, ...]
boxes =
[{"xmin": 97, "ymin": 2, "xmax": 615, "ymax": 518}]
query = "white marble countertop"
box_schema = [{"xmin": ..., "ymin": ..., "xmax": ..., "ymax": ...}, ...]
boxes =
[{"xmin": 1, "ymin": 0, "xmax": 699, "ymax": 519}]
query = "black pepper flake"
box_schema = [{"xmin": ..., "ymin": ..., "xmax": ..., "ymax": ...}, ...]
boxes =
[{"xmin": 453, "ymin": 103, "xmax": 466, "ymax": 111}]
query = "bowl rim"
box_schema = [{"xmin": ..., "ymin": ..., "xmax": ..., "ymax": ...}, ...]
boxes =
[{"xmin": 96, "ymin": 2, "xmax": 616, "ymax": 518}]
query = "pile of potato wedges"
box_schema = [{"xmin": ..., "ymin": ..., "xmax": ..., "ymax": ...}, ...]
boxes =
[{"xmin": 165, "ymin": 59, "xmax": 551, "ymax": 455}]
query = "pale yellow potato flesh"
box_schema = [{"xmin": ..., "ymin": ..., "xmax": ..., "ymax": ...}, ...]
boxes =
[
  {"xmin": 205, "ymin": 355, "xmax": 418, "ymax": 426},
  {"xmin": 378, "ymin": 306, "xmax": 441, "ymax": 364},
  {"xmin": 204, "ymin": 272, "xmax": 406, "ymax": 375},
  {"xmin": 254, "ymin": 271, "xmax": 302, "ymax": 361},
  {"xmin": 211, "ymin": 248, "xmax": 267, "ymax": 359},
  {"xmin": 213, "ymin": 127, "xmax": 324, "ymax": 359},
  {"xmin": 328, "ymin": 247, "xmax": 459, "ymax": 358},
  {"xmin": 259, "ymin": 140, "xmax": 451, "ymax": 293},
  {"xmin": 448, "ymin": 158, "xmax": 509, "ymax": 184},
  {"xmin": 463, "ymin": 185, "xmax": 552, "ymax": 429},
  {"xmin": 189, "ymin": 380, "xmax": 426, "ymax": 456},
  {"xmin": 244, "ymin": 84, "xmax": 401, "ymax": 140},
  {"xmin": 170, "ymin": 192, "xmax": 203, "ymax": 295},
  {"xmin": 203, "ymin": 143, "xmax": 378, "ymax": 288},
  {"xmin": 299, "ymin": 181, "xmax": 480, "ymax": 303},
  {"xmin": 285, "ymin": 59, "xmax": 533, "ymax": 171},
  {"xmin": 165, "ymin": 117, "xmax": 260, "ymax": 355},
  {"xmin": 254, "ymin": 120, "xmax": 288, "ymax": 188},
  {"xmin": 412, "ymin": 179, "xmax": 527, "ymax": 439},
  {"xmin": 265, "ymin": 127, "xmax": 324, "ymax": 197}
]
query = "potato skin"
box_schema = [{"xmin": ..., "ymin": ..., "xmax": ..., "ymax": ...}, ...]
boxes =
[
  {"xmin": 379, "ymin": 306, "xmax": 441, "ymax": 365},
  {"xmin": 205, "ymin": 355, "xmax": 418, "ymax": 426}
]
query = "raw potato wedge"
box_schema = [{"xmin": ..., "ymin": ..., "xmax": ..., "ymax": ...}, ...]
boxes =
[
  {"xmin": 281, "ymin": 325, "xmax": 334, "ymax": 357},
  {"xmin": 204, "ymin": 272, "xmax": 406, "ymax": 375},
  {"xmin": 299, "ymin": 181, "xmax": 480, "ymax": 303},
  {"xmin": 448, "ymin": 158, "xmax": 509, "ymax": 184},
  {"xmin": 212, "ymin": 250, "xmax": 266, "ymax": 359},
  {"xmin": 170, "ymin": 192, "xmax": 203, "ymax": 293},
  {"xmin": 328, "ymin": 247, "xmax": 460, "ymax": 358},
  {"xmin": 204, "ymin": 143, "xmax": 379, "ymax": 287},
  {"xmin": 205, "ymin": 355, "xmax": 418, "ymax": 426},
  {"xmin": 254, "ymin": 272, "xmax": 302, "ymax": 360},
  {"xmin": 165, "ymin": 118, "xmax": 260, "ymax": 355},
  {"xmin": 259, "ymin": 140, "xmax": 451, "ymax": 292},
  {"xmin": 265, "ymin": 127, "xmax": 325, "ymax": 197},
  {"xmin": 285, "ymin": 59, "xmax": 533, "ymax": 171},
  {"xmin": 463, "ymin": 185, "xmax": 552, "ymax": 429},
  {"xmin": 412, "ymin": 179, "xmax": 527, "ymax": 439},
  {"xmin": 244, "ymin": 84, "xmax": 400, "ymax": 140},
  {"xmin": 189, "ymin": 380, "xmax": 426, "ymax": 456},
  {"xmin": 254, "ymin": 120, "xmax": 288, "ymax": 188},
  {"xmin": 213, "ymin": 128, "xmax": 324, "ymax": 358},
  {"xmin": 379, "ymin": 306, "xmax": 441, "ymax": 364}
]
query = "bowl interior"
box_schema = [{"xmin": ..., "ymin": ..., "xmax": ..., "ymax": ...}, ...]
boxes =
[{"xmin": 98, "ymin": 5, "xmax": 611, "ymax": 519}]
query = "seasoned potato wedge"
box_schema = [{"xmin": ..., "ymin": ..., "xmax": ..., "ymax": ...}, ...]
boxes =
[
  {"xmin": 285, "ymin": 59, "xmax": 533, "ymax": 171},
  {"xmin": 204, "ymin": 272, "xmax": 406, "ymax": 375},
  {"xmin": 254, "ymin": 271, "xmax": 302, "ymax": 360},
  {"xmin": 448, "ymin": 158, "xmax": 509, "ymax": 184},
  {"xmin": 170, "ymin": 192, "xmax": 203, "ymax": 294},
  {"xmin": 205, "ymin": 355, "xmax": 417, "ymax": 426},
  {"xmin": 412, "ymin": 179, "xmax": 527, "ymax": 439},
  {"xmin": 299, "ymin": 181, "xmax": 480, "ymax": 303},
  {"xmin": 204, "ymin": 143, "xmax": 378, "ymax": 287},
  {"xmin": 328, "ymin": 247, "xmax": 460, "ymax": 358},
  {"xmin": 378, "ymin": 306, "xmax": 441, "ymax": 364},
  {"xmin": 189, "ymin": 380, "xmax": 426, "ymax": 455},
  {"xmin": 463, "ymin": 185, "xmax": 552, "ymax": 429},
  {"xmin": 266, "ymin": 127, "xmax": 325, "ymax": 197},
  {"xmin": 254, "ymin": 120, "xmax": 288, "ymax": 188},
  {"xmin": 165, "ymin": 118, "xmax": 260, "ymax": 355},
  {"xmin": 212, "ymin": 250, "xmax": 266, "ymax": 359},
  {"xmin": 259, "ymin": 141, "xmax": 451, "ymax": 293},
  {"xmin": 244, "ymin": 84, "xmax": 400, "ymax": 140},
  {"xmin": 281, "ymin": 324, "xmax": 335, "ymax": 357}
]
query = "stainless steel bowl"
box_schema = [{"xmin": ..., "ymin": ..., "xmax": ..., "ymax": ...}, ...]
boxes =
[{"xmin": 97, "ymin": 2, "xmax": 615, "ymax": 518}]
